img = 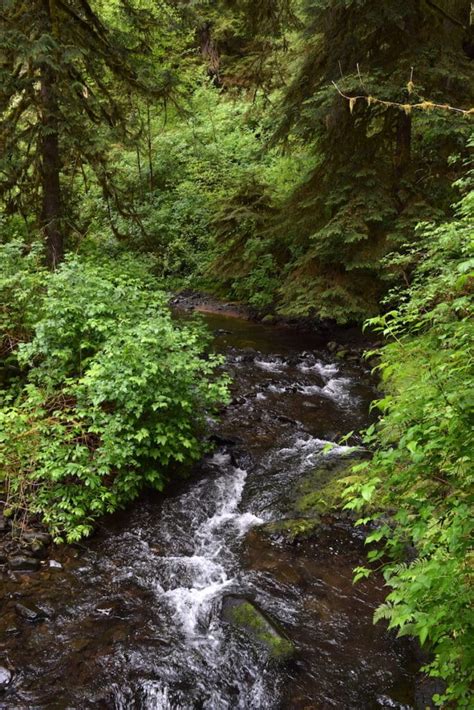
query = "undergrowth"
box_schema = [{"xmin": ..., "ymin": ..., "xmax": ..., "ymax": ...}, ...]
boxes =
[
  {"xmin": 0, "ymin": 244, "xmax": 229, "ymax": 541},
  {"xmin": 344, "ymin": 177, "xmax": 474, "ymax": 707}
]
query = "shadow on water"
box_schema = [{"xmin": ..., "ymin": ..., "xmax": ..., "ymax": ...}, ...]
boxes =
[{"xmin": 0, "ymin": 311, "xmax": 418, "ymax": 709}]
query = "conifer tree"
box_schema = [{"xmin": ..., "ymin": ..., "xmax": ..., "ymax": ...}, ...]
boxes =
[
  {"xmin": 270, "ymin": 0, "xmax": 473, "ymax": 319},
  {"xmin": 187, "ymin": 0, "xmax": 295, "ymax": 89},
  {"xmin": 0, "ymin": 0, "xmax": 177, "ymax": 267}
]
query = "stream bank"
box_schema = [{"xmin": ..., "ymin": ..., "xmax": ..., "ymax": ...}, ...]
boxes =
[{"xmin": 0, "ymin": 307, "xmax": 421, "ymax": 709}]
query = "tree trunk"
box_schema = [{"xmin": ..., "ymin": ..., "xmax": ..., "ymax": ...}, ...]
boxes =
[
  {"xmin": 394, "ymin": 111, "xmax": 412, "ymax": 180},
  {"xmin": 40, "ymin": 1, "xmax": 63, "ymax": 269},
  {"xmin": 199, "ymin": 21, "xmax": 221, "ymax": 87}
]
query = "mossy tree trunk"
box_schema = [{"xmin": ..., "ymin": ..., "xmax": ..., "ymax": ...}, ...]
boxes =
[
  {"xmin": 40, "ymin": 0, "xmax": 63, "ymax": 269},
  {"xmin": 199, "ymin": 21, "xmax": 221, "ymax": 86}
]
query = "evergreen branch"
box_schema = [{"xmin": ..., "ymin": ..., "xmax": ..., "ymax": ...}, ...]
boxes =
[
  {"xmin": 56, "ymin": 1, "xmax": 150, "ymax": 95},
  {"xmin": 81, "ymin": 61, "xmax": 122, "ymax": 122},
  {"xmin": 425, "ymin": 0, "xmax": 467, "ymax": 30},
  {"xmin": 67, "ymin": 66, "xmax": 117, "ymax": 126},
  {"xmin": 77, "ymin": 0, "xmax": 109, "ymax": 39},
  {"xmin": 332, "ymin": 82, "xmax": 474, "ymax": 117},
  {"xmin": 56, "ymin": 0, "xmax": 111, "ymax": 52}
]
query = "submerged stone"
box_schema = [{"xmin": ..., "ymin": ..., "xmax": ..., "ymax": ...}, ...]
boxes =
[
  {"xmin": 14, "ymin": 603, "xmax": 46, "ymax": 623},
  {"xmin": 222, "ymin": 596, "xmax": 295, "ymax": 662}
]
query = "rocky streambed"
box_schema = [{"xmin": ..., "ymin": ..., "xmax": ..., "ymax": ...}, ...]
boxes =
[{"xmin": 0, "ymin": 308, "xmax": 421, "ymax": 708}]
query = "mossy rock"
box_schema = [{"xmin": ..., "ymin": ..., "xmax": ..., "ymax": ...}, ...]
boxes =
[
  {"xmin": 296, "ymin": 475, "xmax": 347, "ymax": 517},
  {"xmin": 257, "ymin": 459, "xmax": 358, "ymax": 544},
  {"xmin": 259, "ymin": 516, "xmax": 320, "ymax": 542},
  {"xmin": 222, "ymin": 596, "xmax": 295, "ymax": 661}
]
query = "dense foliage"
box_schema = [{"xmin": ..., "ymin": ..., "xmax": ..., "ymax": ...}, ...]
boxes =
[
  {"xmin": 344, "ymin": 178, "xmax": 474, "ymax": 706},
  {"xmin": 196, "ymin": 0, "xmax": 473, "ymax": 321},
  {"xmin": 0, "ymin": 1, "xmax": 473, "ymax": 704},
  {"xmin": 0, "ymin": 246, "xmax": 228, "ymax": 541}
]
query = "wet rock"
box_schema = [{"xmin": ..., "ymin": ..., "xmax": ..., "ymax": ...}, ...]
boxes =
[
  {"xmin": 49, "ymin": 559, "xmax": 63, "ymax": 569},
  {"xmin": 24, "ymin": 539, "xmax": 48, "ymax": 559},
  {"xmin": 209, "ymin": 434, "xmax": 240, "ymax": 447},
  {"xmin": 8, "ymin": 555, "xmax": 40, "ymax": 572},
  {"xmin": 276, "ymin": 414, "xmax": 296, "ymax": 425},
  {"xmin": 259, "ymin": 517, "xmax": 319, "ymax": 544},
  {"xmin": 222, "ymin": 596, "xmax": 295, "ymax": 662},
  {"xmin": 70, "ymin": 637, "xmax": 91, "ymax": 652},
  {"xmin": 240, "ymin": 347, "xmax": 257, "ymax": 362},
  {"xmin": 261, "ymin": 314, "xmax": 276, "ymax": 324},
  {"xmin": 0, "ymin": 666, "xmax": 12, "ymax": 689},
  {"xmin": 0, "ymin": 515, "xmax": 9, "ymax": 533},
  {"xmin": 327, "ymin": 341, "xmax": 338, "ymax": 352},
  {"xmin": 230, "ymin": 396, "xmax": 246, "ymax": 406},
  {"xmin": 213, "ymin": 328, "xmax": 232, "ymax": 336},
  {"xmin": 14, "ymin": 602, "xmax": 46, "ymax": 622},
  {"xmin": 22, "ymin": 531, "xmax": 52, "ymax": 545}
]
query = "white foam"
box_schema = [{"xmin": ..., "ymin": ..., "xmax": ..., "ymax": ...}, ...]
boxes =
[
  {"xmin": 255, "ymin": 357, "xmax": 285, "ymax": 372},
  {"xmin": 164, "ymin": 578, "xmax": 233, "ymax": 637},
  {"xmin": 267, "ymin": 384, "xmax": 288, "ymax": 394},
  {"xmin": 278, "ymin": 435, "xmax": 355, "ymax": 463},
  {"xmin": 298, "ymin": 376, "xmax": 353, "ymax": 406},
  {"xmin": 299, "ymin": 384, "xmax": 322, "ymax": 396},
  {"xmin": 159, "ymin": 465, "xmax": 262, "ymax": 637},
  {"xmin": 321, "ymin": 377, "xmax": 352, "ymax": 405},
  {"xmin": 141, "ymin": 680, "xmax": 195, "ymax": 710},
  {"xmin": 140, "ymin": 681, "xmax": 173, "ymax": 709},
  {"xmin": 297, "ymin": 361, "xmax": 339, "ymax": 377},
  {"xmin": 209, "ymin": 451, "xmax": 233, "ymax": 467}
]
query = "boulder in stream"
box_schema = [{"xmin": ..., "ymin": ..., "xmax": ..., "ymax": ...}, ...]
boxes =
[
  {"xmin": 0, "ymin": 667, "xmax": 12, "ymax": 690},
  {"xmin": 222, "ymin": 596, "xmax": 295, "ymax": 662}
]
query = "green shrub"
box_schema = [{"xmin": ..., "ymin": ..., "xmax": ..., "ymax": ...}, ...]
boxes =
[
  {"xmin": 344, "ymin": 181, "xmax": 474, "ymax": 706},
  {"xmin": 0, "ymin": 253, "xmax": 229, "ymax": 541},
  {"xmin": 0, "ymin": 238, "xmax": 46, "ymax": 364}
]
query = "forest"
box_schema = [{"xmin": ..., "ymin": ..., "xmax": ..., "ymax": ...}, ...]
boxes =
[{"xmin": 0, "ymin": 1, "xmax": 473, "ymax": 708}]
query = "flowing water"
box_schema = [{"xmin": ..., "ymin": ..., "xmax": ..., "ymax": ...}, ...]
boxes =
[{"xmin": 0, "ymin": 312, "xmax": 418, "ymax": 709}]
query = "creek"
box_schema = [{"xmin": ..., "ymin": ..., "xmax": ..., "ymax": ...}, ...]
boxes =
[{"xmin": 0, "ymin": 310, "xmax": 418, "ymax": 709}]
